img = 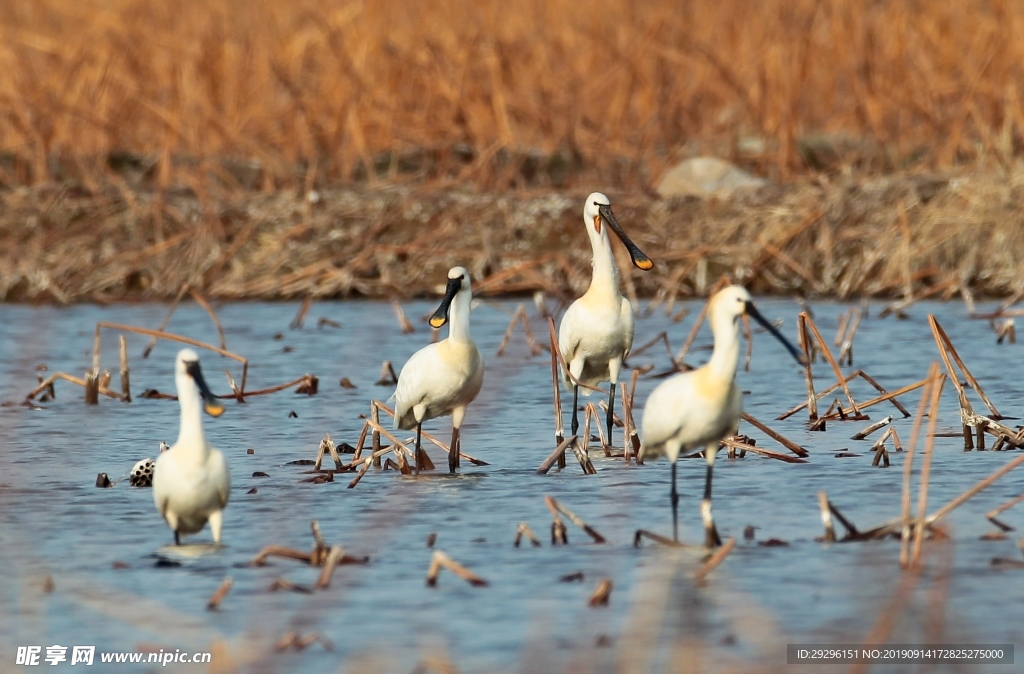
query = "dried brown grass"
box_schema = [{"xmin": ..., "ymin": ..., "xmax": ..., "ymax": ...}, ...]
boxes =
[
  {"xmin": 2, "ymin": 0, "xmax": 1024, "ymax": 190},
  {"xmin": 3, "ymin": 165, "xmax": 1024, "ymax": 302}
]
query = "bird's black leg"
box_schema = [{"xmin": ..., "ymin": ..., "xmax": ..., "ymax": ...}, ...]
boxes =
[
  {"xmin": 671, "ymin": 461, "xmax": 679, "ymax": 542},
  {"xmin": 571, "ymin": 385, "xmax": 580, "ymax": 435},
  {"xmin": 174, "ymin": 530, "xmax": 181, "ymax": 546},
  {"xmin": 701, "ymin": 463, "xmax": 722, "ymax": 547},
  {"xmin": 449, "ymin": 426, "xmax": 461, "ymax": 474},
  {"xmin": 606, "ymin": 384, "xmax": 616, "ymax": 447},
  {"xmin": 415, "ymin": 422, "xmax": 423, "ymax": 475}
]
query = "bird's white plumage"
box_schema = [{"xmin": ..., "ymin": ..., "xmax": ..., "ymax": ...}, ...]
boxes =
[
  {"xmin": 640, "ymin": 286, "xmax": 750, "ymax": 463},
  {"xmin": 392, "ymin": 267, "xmax": 484, "ymax": 431},
  {"xmin": 558, "ymin": 192, "xmax": 634, "ymax": 393},
  {"xmin": 153, "ymin": 349, "xmax": 230, "ymax": 543}
]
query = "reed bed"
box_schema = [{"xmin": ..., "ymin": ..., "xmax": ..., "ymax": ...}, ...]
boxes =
[
  {"xmin": 4, "ymin": 165, "xmax": 1024, "ymax": 303},
  {"xmin": 4, "ymin": 0, "xmax": 1024, "ymax": 190}
]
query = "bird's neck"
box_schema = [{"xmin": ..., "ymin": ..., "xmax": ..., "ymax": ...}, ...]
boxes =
[
  {"xmin": 175, "ymin": 375, "xmax": 209, "ymax": 461},
  {"xmin": 447, "ymin": 290, "xmax": 473, "ymax": 344},
  {"xmin": 707, "ymin": 315, "xmax": 741, "ymax": 383},
  {"xmin": 587, "ymin": 231, "xmax": 621, "ymax": 300}
]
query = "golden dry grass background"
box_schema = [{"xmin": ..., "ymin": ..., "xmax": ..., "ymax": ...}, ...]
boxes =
[
  {"xmin": 2, "ymin": 0, "xmax": 1024, "ymax": 302},
  {"xmin": 2, "ymin": 0, "xmax": 1024, "ymax": 189}
]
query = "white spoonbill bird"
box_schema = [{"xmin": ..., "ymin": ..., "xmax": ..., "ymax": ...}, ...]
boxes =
[
  {"xmin": 558, "ymin": 192, "xmax": 653, "ymax": 444},
  {"xmin": 392, "ymin": 266, "xmax": 484, "ymax": 474},
  {"xmin": 153, "ymin": 349, "xmax": 229, "ymax": 545},
  {"xmin": 640, "ymin": 286, "xmax": 803, "ymax": 546}
]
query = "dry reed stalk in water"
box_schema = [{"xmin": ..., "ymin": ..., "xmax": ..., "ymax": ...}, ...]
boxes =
[
  {"xmin": 987, "ymin": 494, "xmax": 1024, "ymax": 532},
  {"xmin": 290, "ymin": 295, "xmax": 313, "ymax": 330},
  {"xmin": 929, "ymin": 315, "xmax": 1001, "ymax": 417},
  {"xmin": 797, "ymin": 313, "xmax": 818, "ymax": 420},
  {"xmin": 588, "ymin": 579, "xmax": 613, "ymax": 607},
  {"xmin": 537, "ymin": 436, "xmax": 577, "ymax": 474},
  {"xmin": 119, "ymin": 335, "xmax": 131, "ymax": 402},
  {"xmin": 546, "ymin": 317, "xmax": 567, "ymax": 467},
  {"xmin": 374, "ymin": 360, "xmax": 399, "ymax": 386},
  {"xmin": 515, "ymin": 523, "xmax": 542, "ymax": 548},
  {"xmin": 801, "ymin": 312, "xmax": 860, "ymax": 415},
  {"xmin": 27, "ymin": 371, "xmax": 125, "ymax": 402},
  {"xmin": 143, "ymin": 283, "xmax": 190, "ymax": 358},
  {"xmin": 250, "ymin": 546, "xmax": 314, "ymax": 566},
  {"xmin": 720, "ymin": 438, "xmax": 807, "ymax": 464},
  {"xmin": 315, "ymin": 546, "xmax": 344, "ymax": 589},
  {"xmin": 371, "ymin": 403, "xmax": 382, "ymax": 468},
  {"xmin": 425, "ymin": 550, "xmax": 489, "ymax": 587},
  {"xmin": 202, "ymin": 576, "xmax": 233, "ymax": 612},
  {"xmin": 694, "ymin": 537, "xmax": 736, "ymax": 584},
  {"xmin": 818, "ymin": 492, "xmax": 836, "ymax": 542},
  {"xmin": 852, "ymin": 415, "xmax": 893, "ymax": 440},
  {"xmin": 392, "ymin": 301, "xmax": 415, "ymax": 334},
  {"xmin": 96, "ymin": 321, "xmax": 249, "ymax": 392},
  {"xmin": 838, "ymin": 308, "xmax": 862, "ymax": 366},
  {"xmin": 620, "ymin": 382, "xmax": 640, "ymax": 462},
  {"xmin": 857, "ymin": 370, "xmax": 912, "ymax": 417},
  {"xmin": 188, "ymin": 288, "xmax": 226, "ymax": 350},
  {"xmin": 911, "ymin": 370, "xmax": 947, "ymax": 569},
  {"xmin": 740, "ymin": 413, "xmax": 807, "ymax": 457},
  {"xmin": 314, "ymin": 433, "xmax": 344, "ymax": 471},
  {"xmin": 925, "ymin": 452, "xmax": 1024, "ymax": 529},
  {"xmin": 818, "ymin": 379, "xmax": 928, "ymax": 421},
  {"xmin": 544, "ymin": 495, "xmax": 606, "ymax": 543},
  {"xmin": 372, "ymin": 401, "xmax": 488, "ymax": 465},
  {"xmin": 633, "ymin": 529, "xmax": 685, "ymax": 547},
  {"xmin": 347, "ymin": 457, "xmax": 373, "ymax": 489}
]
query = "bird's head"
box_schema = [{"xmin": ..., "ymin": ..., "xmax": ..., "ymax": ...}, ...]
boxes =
[
  {"xmin": 710, "ymin": 285, "xmax": 805, "ymax": 365},
  {"xmin": 429, "ymin": 266, "xmax": 471, "ymax": 328},
  {"xmin": 175, "ymin": 348, "xmax": 224, "ymax": 417},
  {"xmin": 581, "ymin": 192, "xmax": 653, "ymax": 271}
]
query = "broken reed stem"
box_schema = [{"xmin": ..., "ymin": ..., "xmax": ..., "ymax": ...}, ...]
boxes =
[
  {"xmin": 925, "ymin": 452, "xmax": 1024, "ymax": 529},
  {"xmin": 929, "ymin": 315, "xmax": 1001, "ymax": 418},
  {"xmin": 96, "ymin": 321, "xmax": 248, "ymax": 393},
  {"xmin": 694, "ymin": 537, "xmax": 736, "ymax": 584},
  {"xmin": 370, "ymin": 401, "xmax": 488, "ymax": 465},
  {"xmin": 496, "ymin": 303, "xmax": 525, "ymax": 356},
  {"xmin": 797, "ymin": 313, "xmax": 818, "ymax": 420},
  {"xmin": 143, "ymin": 283, "xmax": 189, "ymax": 358},
  {"xmin": 801, "ymin": 312, "xmax": 860, "ymax": 415},
  {"xmin": 911, "ymin": 369, "xmax": 947, "ymax": 569},
  {"xmin": 515, "ymin": 522, "xmax": 541, "ymax": 547},
  {"xmin": 27, "ymin": 371, "xmax": 125, "ymax": 401},
  {"xmin": 852, "ymin": 415, "xmax": 893, "ymax": 440},
  {"xmin": 740, "ymin": 413, "xmax": 808, "ymax": 457},
  {"xmin": 548, "ymin": 317, "xmax": 565, "ymax": 464},
  {"xmin": 544, "ymin": 495, "xmax": 605, "ymax": 543},
  {"xmin": 118, "ymin": 335, "xmax": 131, "ymax": 402},
  {"xmin": 392, "ymin": 301, "xmax": 415, "ymax": 333},
  {"xmin": 315, "ymin": 546, "xmax": 344, "ymax": 589},
  {"xmin": 633, "ymin": 529, "xmax": 685, "ymax": 547},
  {"xmin": 371, "ymin": 403, "xmax": 382, "ymax": 468},
  {"xmin": 347, "ymin": 457, "xmax": 373, "ymax": 488},
  {"xmin": 987, "ymin": 494, "xmax": 1024, "ymax": 531},
  {"xmin": 290, "ymin": 295, "xmax": 313, "ymax": 330},
  {"xmin": 188, "ymin": 287, "xmax": 227, "ymax": 350},
  {"xmin": 621, "ymin": 382, "xmax": 640, "ymax": 462},
  {"xmin": 588, "ymin": 579, "xmax": 613, "ymax": 607},
  {"xmin": 537, "ymin": 436, "xmax": 577, "ymax": 474},
  {"xmin": 721, "ymin": 437, "xmax": 807, "ymax": 463},
  {"xmin": 425, "ymin": 550, "xmax": 489, "ymax": 587},
  {"xmin": 206, "ymin": 577, "xmax": 233, "ymax": 610},
  {"xmin": 858, "ymin": 370, "xmax": 912, "ymax": 417},
  {"xmin": 818, "ymin": 492, "xmax": 836, "ymax": 542}
]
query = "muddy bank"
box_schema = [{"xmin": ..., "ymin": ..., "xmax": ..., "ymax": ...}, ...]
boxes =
[{"xmin": 2, "ymin": 167, "xmax": 1023, "ymax": 303}]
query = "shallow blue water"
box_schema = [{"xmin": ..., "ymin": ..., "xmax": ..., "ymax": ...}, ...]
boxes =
[{"xmin": 0, "ymin": 297, "xmax": 1022, "ymax": 673}]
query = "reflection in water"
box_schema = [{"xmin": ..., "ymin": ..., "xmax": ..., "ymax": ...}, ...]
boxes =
[{"xmin": 0, "ymin": 299, "xmax": 1020, "ymax": 672}]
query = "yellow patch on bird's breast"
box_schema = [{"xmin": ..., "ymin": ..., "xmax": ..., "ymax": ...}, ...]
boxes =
[{"xmin": 692, "ymin": 367, "xmax": 733, "ymax": 402}]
